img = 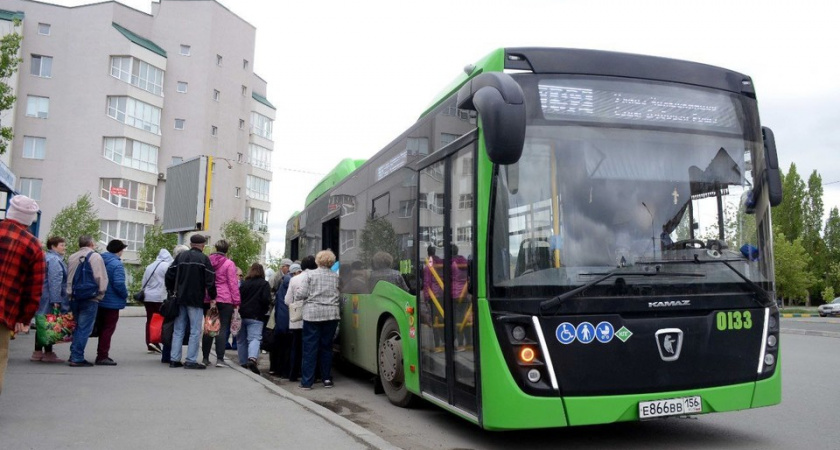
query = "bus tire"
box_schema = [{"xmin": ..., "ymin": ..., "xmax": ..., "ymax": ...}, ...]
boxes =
[{"xmin": 378, "ymin": 317, "xmax": 415, "ymax": 407}]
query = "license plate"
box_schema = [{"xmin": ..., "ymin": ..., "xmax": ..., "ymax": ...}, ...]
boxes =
[{"xmin": 638, "ymin": 396, "xmax": 702, "ymax": 419}]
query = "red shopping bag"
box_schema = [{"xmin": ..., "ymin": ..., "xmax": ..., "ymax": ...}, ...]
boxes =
[{"xmin": 149, "ymin": 313, "xmax": 164, "ymax": 344}]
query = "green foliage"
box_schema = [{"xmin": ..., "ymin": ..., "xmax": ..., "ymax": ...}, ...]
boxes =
[
  {"xmin": 773, "ymin": 230, "xmax": 816, "ymax": 305},
  {"xmin": 0, "ymin": 20, "xmax": 23, "ymax": 155},
  {"xmin": 219, "ymin": 220, "xmax": 264, "ymax": 272},
  {"xmin": 824, "ymin": 207, "xmax": 840, "ymax": 263},
  {"xmin": 49, "ymin": 193, "xmax": 100, "ymax": 256},
  {"xmin": 822, "ymin": 286, "xmax": 835, "ymax": 304},
  {"xmin": 265, "ymin": 250, "xmax": 284, "ymax": 273},
  {"xmin": 359, "ymin": 217, "xmax": 400, "ymax": 268},
  {"xmin": 127, "ymin": 226, "xmax": 177, "ymax": 299},
  {"xmin": 773, "ymin": 164, "xmax": 806, "ymax": 241}
]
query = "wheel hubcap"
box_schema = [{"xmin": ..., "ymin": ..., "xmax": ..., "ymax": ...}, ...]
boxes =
[{"xmin": 380, "ymin": 333, "xmax": 402, "ymax": 383}]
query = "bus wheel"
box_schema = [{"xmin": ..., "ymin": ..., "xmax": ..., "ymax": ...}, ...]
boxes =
[{"xmin": 378, "ymin": 317, "xmax": 414, "ymax": 407}]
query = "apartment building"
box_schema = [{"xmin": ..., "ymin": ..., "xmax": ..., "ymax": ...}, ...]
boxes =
[{"xmin": 0, "ymin": 0, "xmax": 275, "ymax": 264}]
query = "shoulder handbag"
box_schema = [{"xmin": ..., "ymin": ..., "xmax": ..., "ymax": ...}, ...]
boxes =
[
  {"xmin": 134, "ymin": 261, "xmax": 162, "ymax": 303},
  {"xmin": 289, "ymin": 301, "xmax": 303, "ymax": 323},
  {"xmin": 159, "ymin": 262, "xmax": 181, "ymax": 322}
]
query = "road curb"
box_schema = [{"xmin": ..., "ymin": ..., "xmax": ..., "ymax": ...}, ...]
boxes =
[
  {"xmin": 227, "ymin": 360, "xmax": 401, "ymax": 450},
  {"xmin": 781, "ymin": 313, "xmax": 819, "ymax": 318},
  {"xmin": 781, "ymin": 328, "xmax": 840, "ymax": 339}
]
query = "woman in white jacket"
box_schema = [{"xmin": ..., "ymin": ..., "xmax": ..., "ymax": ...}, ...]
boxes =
[
  {"xmin": 284, "ymin": 256, "xmax": 316, "ymax": 382},
  {"xmin": 139, "ymin": 248, "xmax": 173, "ymax": 353}
]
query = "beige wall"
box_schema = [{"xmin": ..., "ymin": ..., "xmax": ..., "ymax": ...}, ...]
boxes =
[{"xmin": 2, "ymin": 0, "xmax": 274, "ymax": 263}]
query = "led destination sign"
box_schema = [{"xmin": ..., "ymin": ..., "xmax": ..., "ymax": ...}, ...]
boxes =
[{"xmin": 538, "ymin": 79, "xmax": 742, "ymax": 132}]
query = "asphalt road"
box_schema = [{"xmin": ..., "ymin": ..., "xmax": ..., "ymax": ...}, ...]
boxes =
[{"xmin": 278, "ymin": 317, "xmax": 840, "ymax": 450}]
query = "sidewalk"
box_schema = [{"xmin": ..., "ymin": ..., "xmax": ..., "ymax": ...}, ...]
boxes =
[{"xmin": 0, "ymin": 316, "xmax": 397, "ymax": 450}]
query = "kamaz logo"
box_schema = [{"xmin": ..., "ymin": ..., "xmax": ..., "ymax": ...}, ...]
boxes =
[{"xmin": 648, "ymin": 300, "xmax": 691, "ymax": 308}]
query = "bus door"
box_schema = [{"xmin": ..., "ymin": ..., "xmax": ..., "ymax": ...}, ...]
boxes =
[
  {"xmin": 322, "ymin": 214, "xmax": 340, "ymax": 255},
  {"xmin": 418, "ymin": 144, "xmax": 477, "ymax": 416}
]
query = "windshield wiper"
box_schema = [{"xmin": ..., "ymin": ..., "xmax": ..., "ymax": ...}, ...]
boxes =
[
  {"xmin": 638, "ymin": 255, "xmax": 772, "ymax": 307},
  {"xmin": 539, "ymin": 269, "xmax": 704, "ymax": 314}
]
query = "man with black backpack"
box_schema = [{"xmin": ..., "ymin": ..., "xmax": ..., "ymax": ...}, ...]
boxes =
[{"xmin": 66, "ymin": 235, "xmax": 109, "ymax": 367}]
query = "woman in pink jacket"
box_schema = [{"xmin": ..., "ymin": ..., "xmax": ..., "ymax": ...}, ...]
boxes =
[{"xmin": 202, "ymin": 240, "xmax": 240, "ymax": 367}]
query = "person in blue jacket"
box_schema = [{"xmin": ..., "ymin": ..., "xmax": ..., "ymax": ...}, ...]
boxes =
[{"xmin": 95, "ymin": 240, "xmax": 128, "ymax": 366}]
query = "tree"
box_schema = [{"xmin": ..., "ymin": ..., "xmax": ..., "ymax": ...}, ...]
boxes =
[
  {"xmin": 359, "ymin": 216, "xmax": 400, "ymax": 268},
  {"xmin": 773, "ymin": 230, "xmax": 816, "ymax": 306},
  {"xmin": 219, "ymin": 220, "xmax": 264, "ymax": 272},
  {"xmin": 773, "ymin": 164, "xmax": 806, "ymax": 241},
  {"xmin": 0, "ymin": 19, "xmax": 23, "ymax": 155},
  {"xmin": 49, "ymin": 193, "xmax": 100, "ymax": 256},
  {"xmin": 127, "ymin": 225, "xmax": 177, "ymax": 299},
  {"xmin": 824, "ymin": 207, "xmax": 840, "ymax": 265}
]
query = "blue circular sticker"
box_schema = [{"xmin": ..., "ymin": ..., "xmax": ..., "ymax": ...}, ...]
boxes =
[
  {"xmin": 576, "ymin": 322, "xmax": 595, "ymax": 344},
  {"xmin": 556, "ymin": 322, "xmax": 576, "ymax": 345},
  {"xmin": 595, "ymin": 321, "xmax": 615, "ymax": 343}
]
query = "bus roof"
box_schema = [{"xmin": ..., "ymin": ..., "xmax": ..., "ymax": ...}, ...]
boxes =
[
  {"xmin": 419, "ymin": 48, "xmax": 506, "ymax": 119},
  {"xmin": 304, "ymin": 158, "xmax": 367, "ymax": 207}
]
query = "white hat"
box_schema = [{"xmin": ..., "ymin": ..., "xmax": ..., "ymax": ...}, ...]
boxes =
[{"xmin": 6, "ymin": 195, "xmax": 39, "ymax": 226}]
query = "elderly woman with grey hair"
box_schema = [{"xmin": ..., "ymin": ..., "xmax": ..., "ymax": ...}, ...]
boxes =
[{"xmin": 294, "ymin": 250, "xmax": 341, "ymax": 390}]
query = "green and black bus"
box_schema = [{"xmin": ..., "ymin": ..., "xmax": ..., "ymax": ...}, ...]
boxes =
[{"xmin": 285, "ymin": 47, "xmax": 782, "ymax": 430}]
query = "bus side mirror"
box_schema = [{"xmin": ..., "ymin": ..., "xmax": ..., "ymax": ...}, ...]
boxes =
[
  {"xmin": 762, "ymin": 127, "xmax": 783, "ymax": 207},
  {"xmin": 457, "ymin": 72, "xmax": 526, "ymax": 165}
]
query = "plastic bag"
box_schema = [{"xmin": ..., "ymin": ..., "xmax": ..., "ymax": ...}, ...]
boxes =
[
  {"xmin": 230, "ymin": 309, "xmax": 242, "ymax": 336},
  {"xmin": 204, "ymin": 306, "xmax": 221, "ymax": 337},
  {"xmin": 35, "ymin": 307, "xmax": 76, "ymax": 347}
]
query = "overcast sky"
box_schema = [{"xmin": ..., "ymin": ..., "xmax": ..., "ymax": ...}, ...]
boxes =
[{"xmin": 44, "ymin": 0, "xmax": 840, "ymax": 256}]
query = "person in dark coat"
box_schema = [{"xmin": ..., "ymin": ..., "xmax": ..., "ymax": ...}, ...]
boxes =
[
  {"xmin": 165, "ymin": 235, "xmax": 216, "ymax": 369},
  {"xmin": 237, "ymin": 263, "xmax": 271, "ymax": 374}
]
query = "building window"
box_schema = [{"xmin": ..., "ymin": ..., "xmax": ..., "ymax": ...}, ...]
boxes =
[
  {"xmin": 30, "ymin": 55, "xmax": 52, "ymax": 78},
  {"xmin": 211, "ymin": 125, "xmax": 218, "ymax": 136},
  {"xmin": 456, "ymin": 226, "xmax": 473, "ymax": 243},
  {"xmin": 398, "ymin": 200, "xmax": 414, "ymax": 218},
  {"xmin": 174, "ymin": 119, "xmax": 185, "ymax": 130},
  {"xmin": 38, "ymin": 23, "xmax": 51, "ymax": 35},
  {"xmin": 235, "ymin": 187, "xmax": 241, "ymax": 198},
  {"xmin": 180, "ymin": 44, "xmax": 190, "ymax": 56},
  {"xmin": 100, "ymin": 220, "xmax": 151, "ymax": 252},
  {"xmin": 19, "ymin": 178, "xmax": 43, "ymax": 201},
  {"xmin": 458, "ymin": 193, "xmax": 473, "ymax": 209},
  {"xmin": 340, "ymin": 229, "xmax": 356, "ymax": 254},
  {"xmin": 421, "ymin": 193, "xmax": 445, "ymax": 214},
  {"xmin": 241, "ymin": 85, "xmax": 247, "ymax": 96},
  {"xmin": 212, "ymin": 89, "xmax": 220, "ymax": 101},
  {"xmin": 216, "ymin": 54, "xmax": 223, "ymax": 66},
  {"xmin": 110, "ymin": 56, "xmax": 164, "ymax": 96},
  {"xmin": 176, "ymin": 81, "xmax": 188, "ymax": 93},
  {"xmin": 22, "ymin": 136, "xmax": 46, "ymax": 159},
  {"xmin": 237, "ymin": 152, "xmax": 243, "ymax": 163},
  {"xmin": 239, "ymin": 119, "xmax": 245, "ymax": 129},
  {"xmin": 248, "ymin": 143, "xmax": 271, "ymax": 170},
  {"xmin": 243, "ymin": 59, "xmax": 249, "ymax": 69},
  {"xmin": 406, "ymin": 137, "xmax": 429, "ymax": 156},
  {"xmin": 103, "ymin": 137, "xmax": 159, "ymax": 173},
  {"xmin": 462, "ymin": 157, "xmax": 473, "ymax": 176},
  {"xmin": 440, "ymin": 133, "xmax": 459, "ymax": 148},
  {"xmin": 100, "ymin": 178, "xmax": 155, "ymax": 212},
  {"xmin": 246, "ymin": 175, "xmax": 270, "ymax": 202},
  {"xmin": 248, "ymin": 207, "xmax": 268, "ymax": 232},
  {"xmin": 250, "ymin": 112, "xmax": 273, "ymax": 140},
  {"xmin": 25, "ymin": 96, "xmax": 49, "ymax": 118},
  {"xmin": 106, "ymin": 96, "xmax": 161, "ymax": 134}
]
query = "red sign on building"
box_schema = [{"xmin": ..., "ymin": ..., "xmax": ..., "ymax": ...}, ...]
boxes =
[{"xmin": 110, "ymin": 186, "xmax": 128, "ymax": 197}]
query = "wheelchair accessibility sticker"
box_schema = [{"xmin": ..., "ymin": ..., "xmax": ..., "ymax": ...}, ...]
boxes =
[
  {"xmin": 556, "ymin": 321, "xmax": 620, "ymax": 344},
  {"xmin": 556, "ymin": 322, "xmax": 576, "ymax": 344}
]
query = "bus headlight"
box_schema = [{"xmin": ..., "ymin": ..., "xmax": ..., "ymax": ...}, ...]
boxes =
[
  {"xmin": 764, "ymin": 353, "xmax": 775, "ymax": 366},
  {"xmin": 527, "ymin": 369, "xmax": 541, "ymax": 383},
  {"xmin": 519, "ymin": 346, "xmax": 536, "ymax": 363},
  {"xmin": 512, "ymin": 325, "xmax": 527, "ymax": 341},
  {"xmin": 767, "ymin": 335, "xmax": 777, "ymax": 347}
]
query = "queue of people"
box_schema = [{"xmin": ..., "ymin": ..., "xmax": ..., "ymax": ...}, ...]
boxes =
[{"xmin": 1, "ymin": 195, "xmax": 440, "ymax": 398}]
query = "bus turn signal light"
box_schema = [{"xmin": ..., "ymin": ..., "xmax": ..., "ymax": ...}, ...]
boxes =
[{"xmin": 519, "ymin": 347, "xmax": 536, "ymax": 363}]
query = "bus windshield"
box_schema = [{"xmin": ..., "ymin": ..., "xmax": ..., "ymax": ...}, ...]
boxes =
[{"xmin": 491, "ymin": 75, "xmax": 773, "ymax": 297}]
